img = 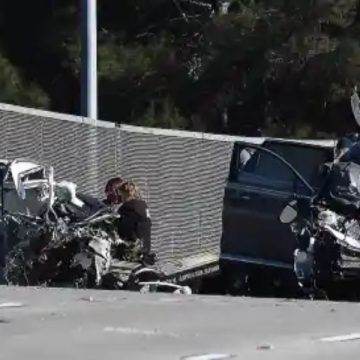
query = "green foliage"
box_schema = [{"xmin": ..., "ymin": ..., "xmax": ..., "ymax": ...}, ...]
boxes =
[
  {"xmin": 140, "ymin": 97, "xmax": 189, "ymax": 129},
  {"xmin": 1, "ymin": 0, "xmax": 360, "ymax": 137},
  {"xmin": 0, "ymin": 52, "xmax": 49, "ymax": 108}
]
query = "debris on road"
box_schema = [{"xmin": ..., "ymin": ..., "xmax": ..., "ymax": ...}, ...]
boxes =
[
  {"xmin": 80, "ymin": 296, "xmax": 94, "ymax": 302},
  {"xmin": 256, "ymin": 344, "xmax": 274, "ymax": 350}
]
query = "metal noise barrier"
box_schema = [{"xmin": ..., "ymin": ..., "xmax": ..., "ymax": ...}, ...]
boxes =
[{"xmin": 0, "ymin": 103, "xmax": 235, "ymax": 263}]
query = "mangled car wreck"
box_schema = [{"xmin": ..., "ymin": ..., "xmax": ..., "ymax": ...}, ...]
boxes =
[
  {"xmin": 221, "ymin": 133, "xmax": 360, "ymax": 299},
  {"xmin": 220, "ymin": 88, "xmax": 360, "ymax": 300},
  {"xmin": 0, "ymin": 159, "xmax": 190, "ymax": 294},
  {"xmin": 280, "ymin": 135, "xmax": 360, "ymax": 299}
]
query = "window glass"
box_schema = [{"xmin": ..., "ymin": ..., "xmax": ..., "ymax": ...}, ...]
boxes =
[
  {"xmin": 232, "ymin": 144, "xmax": 311, "ymax": 195},
  {"xmin": 263, "ymin": 142, "xmax": 332, "ymax": 188},
  {"xmin": 242, "ymin": 151, "xmax": 295, "ymax": 184}
]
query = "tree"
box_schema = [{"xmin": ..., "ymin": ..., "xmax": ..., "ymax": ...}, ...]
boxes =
[
  {"xmin": 0, "ymin": 51, "xmax": 49, "ymax": 108},
  {"xmin": 0, "ymin": 0, "xmax": 79, "ymax": 113},
  {"xmin": 1, "ymin": 0, "xmax": 360, "ymax": 137}
]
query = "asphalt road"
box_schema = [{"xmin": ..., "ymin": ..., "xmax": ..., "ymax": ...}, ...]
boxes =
[{"xmin": 0, "ymin": 286, "xmax": 360, "ymax": 360}]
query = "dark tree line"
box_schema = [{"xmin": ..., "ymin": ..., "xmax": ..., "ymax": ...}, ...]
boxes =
[{"xmin": 0, "ymin": 0, "xmax": 360, "ymax": 137}]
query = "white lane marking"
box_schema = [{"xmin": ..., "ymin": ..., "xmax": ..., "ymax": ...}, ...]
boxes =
[
  {"xmin": 181, "ymin": 354, "xmax": 236, "ymax": 360},
  {"xmin": 320, "ymin": 333, "xmax": 360, "ymax": 342},
  {"xmin": 0, "ymin": 302, "xmax": 24, "ymax": 308},
  {"xmin": 103, "ymin": 326, "xmax": 179, "ymax": 338}
]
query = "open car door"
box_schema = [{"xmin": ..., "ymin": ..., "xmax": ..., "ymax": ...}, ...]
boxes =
[{"xmin": 221, "ymin": 143, "xmax": 317, "ymax": 269}]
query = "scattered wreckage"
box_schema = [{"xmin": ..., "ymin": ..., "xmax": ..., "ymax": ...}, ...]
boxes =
[
  {"xmin": 0, "ymin": 159, "xmax": 191, "ymax": 294},
  {"xmin": 5, "ymin": 95, "xmax": 360, "ymax": 301}
]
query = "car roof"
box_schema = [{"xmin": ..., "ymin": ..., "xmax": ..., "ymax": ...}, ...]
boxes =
[
  {"xmin": 235, "ymin": 137, "xmax": 335, "ymax": 149},
  {"xmin": 263, "ymin": 138, "xmax": 335, "ymax": 149}
]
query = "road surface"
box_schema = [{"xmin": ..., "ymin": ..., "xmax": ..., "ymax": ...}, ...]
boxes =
[{"xmin": 0, "ymin": 286, "xmax": 360, "ymax": 359}]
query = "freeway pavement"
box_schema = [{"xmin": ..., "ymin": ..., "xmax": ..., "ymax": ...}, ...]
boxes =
[{"xmin": 0, "ymin": 286, "xmax": 360, "ymax": 359}]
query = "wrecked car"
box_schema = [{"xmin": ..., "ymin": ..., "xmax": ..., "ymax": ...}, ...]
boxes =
[
  {"xmin": 0, "ymin": 158, "xmax": 56, "ymax": 272},
  {"xmin": 220, "ymin": 87, "xmax": 360, "ymax": 299},
  {"xmin": 220, "ymin": 134, "xmax": 360, "ymax": 299},
  {"xmin": 280, "ymin": 138, "xmax": 360, "ymax": 299},
  {"xmin": 0, "ymin": 159, "xmax": 191, "ymax": 294},
  {"xmin": 220, "ymin": 139, "xmax": 335, "ymax": 296}
]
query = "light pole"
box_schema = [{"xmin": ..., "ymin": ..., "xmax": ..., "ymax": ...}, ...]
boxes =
[
  {"xmin": 81, "ymin": 0, "xmax": 99, "ymax": 195},
  {"xmin": 81, "ymin": 0, "xmax": 98, "ymax": 120}
]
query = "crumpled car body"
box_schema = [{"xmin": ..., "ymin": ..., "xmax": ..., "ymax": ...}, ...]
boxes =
[
  {"xmin": 221, "ymin": 137, "xmax": 360, "ymax": 297},
  {"xmin": 0, "ymin": 159, "xmax": 54, "ymax": 217},
  {"xmin": 0, "ymin": 159, "xmax": 120, "ymax": 287},
  {"xmin": 285, "ymin": 141, "xmax": 360, "ymax": 298},
  {"xmin": 0, "ymin": 158, "xmax": 189, "ymax": 294}
]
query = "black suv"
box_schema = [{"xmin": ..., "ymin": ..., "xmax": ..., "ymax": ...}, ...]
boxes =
[{"xmin": 220, "ymin": 139, "xmax": 335, "ymax": 295}]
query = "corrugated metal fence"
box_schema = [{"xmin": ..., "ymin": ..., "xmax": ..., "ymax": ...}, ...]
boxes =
[{"xmin": 0, "ymin": 103, "xmax": 237, "ymax": 263}]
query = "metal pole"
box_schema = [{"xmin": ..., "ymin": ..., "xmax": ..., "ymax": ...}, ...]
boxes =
[
  {"xmin": 81, "ymin": 0, "xmax": 100, "ymax": 195},
  {"xmin": 0, "ymin": 164, "xmax": 8, "ymax": 282},
  {"xmin": 81, "ymin": 0, "xmax": 98, "ymax": 119}
]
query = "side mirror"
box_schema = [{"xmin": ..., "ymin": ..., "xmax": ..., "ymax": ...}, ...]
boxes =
[{"xmin": 280, "ymin": 200, "xmax": 298, "ymax": 224}]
